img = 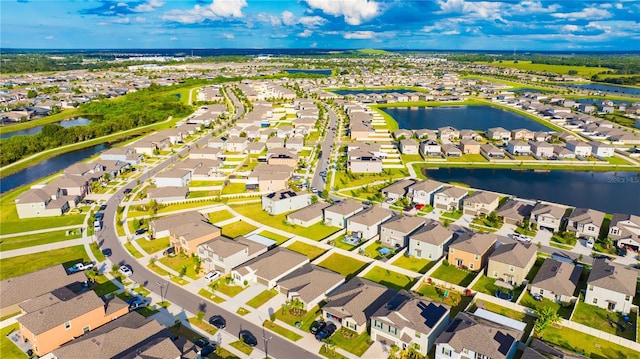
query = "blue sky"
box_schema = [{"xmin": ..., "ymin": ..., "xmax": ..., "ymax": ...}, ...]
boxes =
[{"xmin": 2, "ymin": 0, "xmax": 639, "ymax": 50}]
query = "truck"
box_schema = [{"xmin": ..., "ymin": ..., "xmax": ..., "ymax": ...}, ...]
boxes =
[{"xmin": 68, "ymin": 262, "xmax": 95, "ymax": 273}]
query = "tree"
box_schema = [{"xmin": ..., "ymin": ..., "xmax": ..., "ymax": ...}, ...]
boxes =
[
  {"xmin": 196, "ymin": 310, "xmax": 205, "ymax": 322},
  {"xmin": 534, "ymin": 307, "xmax": 561, "ymax": 335},
  {"xmin": 568, "ymin": 69, "xmax": 578, "ymax": 75},
  {"xmin": 27, "ymin": 89, "xmax": 37, "ymax": 98}
]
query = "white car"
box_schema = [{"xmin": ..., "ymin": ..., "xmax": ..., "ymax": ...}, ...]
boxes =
[
  {"xmin": 68, "ymin": 262, "xmax": 94, "ymax": 273},
  {"xmin": 512, "ymin": 234, "xmax": 531, "ymax": 243},
  {"xmin": 119, "ymin": 265, "xmax": 133, "ymax": 277},
  {"xmin": 204, "ymin": 270, "xmax": 222, "ymax": 283}
]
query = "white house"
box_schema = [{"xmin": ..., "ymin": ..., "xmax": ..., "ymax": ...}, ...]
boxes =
[
  {"xmin": 407, "ymin": 180, "xmax": 444, "ymax": 206},
  {"xmin": 408, "ymin": 221, "xmax": 454, "ymax": 261},
  {"xmin": 433, "ymin": 187, "xmax": 468, "ymax": 211},
  {"xmin": 584, "ymin": 259, "xmax": 636, "ymax": 314},
  {"xmin": 261, "ymin": 190, "xmax": 311, "ymax": 215},
  {"xmin": 589, "ymin": 141, "xmax": 614, "ymax": 157},
  {"xmin": 506, "ymin": 140, "xmax": 531, "ymax": 156},
  {"xmin": 565, "ymin": 140, "xmax": 592, "ymax": 157},
  {"xmin": 346, "ymin": 207, "xmax": 394, "ymax": 240},
  {"xmin": 323, "ymin": 199, "xmax": 365, "ymax": 228},
  {"xmin": 154, "ymin": 169, "xmax": 191, "ymax": 188}
]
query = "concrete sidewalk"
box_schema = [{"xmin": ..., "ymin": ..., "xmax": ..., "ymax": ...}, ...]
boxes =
[{"xmin": 0, "ymin": 237, "xmax": 91, "ymax": 259}]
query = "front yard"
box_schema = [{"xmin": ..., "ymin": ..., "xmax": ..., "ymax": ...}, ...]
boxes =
[
  {"xmin": 430, "ymin": 263, "xmax": 477, "ymax": 287},
  {"xmin": 571, "ymin": 300, "xmax": 637, "ymax": 341},
  {"xmin": 286, "ymin": 241, "xmax": 327, "ymax": 261},
  {"xmin": 212, "ymin": 279, "xmax": 247, "ymax": 298},
  {"xmin": 221, "ymin": 220, "xmax": 258, "ymax": 238},
  {"xmin": 246, "ymin": 289, "xmax": 278, "ymax": 309},
  {"xmin": 329, "ymin": 328, "xmax": 373, "ymax": 357},
  {"xmin": 159, "ymin": 254, "xmax": 202, "ymax": 280},
  {"xmin": 362, "ymin": 266, "xmax": 418, "ymax": 291},
  {"xmin": 136, "ymin": 236, "xmax": 170, "ymax": 255},
  {"xmin": 273, "ymin": 304, "xmax": 322, "ymax": 332},
  {"xmin": 317, "ymin": 253, "xmax": 369, "ymax": 280},
  {"xmin": 392, "ymin": 255, "xmax": 436, "ymax": 274}
]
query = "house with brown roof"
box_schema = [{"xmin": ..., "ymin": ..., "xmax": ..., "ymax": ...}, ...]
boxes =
[
  {"xmin": 434, "ymin": 187, "xmax": 468, "ymax": 212},
  {"xmin": 382, "ymin": 179, "xmax": 417, "ymax": 202},
  {"xmin": 566, "ymin": 207, "xmax": 605, "ymax": 239},
  {"xmin": 487, "ymin": 242, "xmax": 537, "ymax": 286},
  {"xmin": 435, "ymin": 311, "xmax": 522, "ymax": 359},
  {"xmin": 324, "ymin": 199, "xmax": 365, "ymax": 228},
  {"xmin": 408, "ymin": 220, "xmax": 454, "ymax": 261},
  {"xmin": 17, "ymin": 291, "xmax": 129, "ymax": 356},
  {"xmin": 529, "ymin": 259, "xmax": 581, "ymax": 304},
  {"xmin": 150, "ymin": 211, "xmax": 220, "ymax": 255},
  {"xmin": 447, "ymin": 233, "xmax": 497, "ymax": 271},
  {"xmin": 286, "ymin": 201, "xmax": 331, "ymax": 227},
  {"xmin": 460, "ymin": 139, "xmax": 481, "ymax": 154},
  {"xmin": 462, "ymin": 191, "xmax": 500, "ymax": 216},
  {"xmin": 584, "ymin": 259, "xmax": 636, "ymax": 314},
  {"xmin": 609, "ymin": 213, "xmax": 640, "ymax": 251},
  {"xmin": 267, "ymin": 147, "xmax": 299, "ymax": 168},
  {"xmin": 198, "ymin": 236, "xmax": 268, "ymax": 274},
  {"xmin": 486, "ymin": 127, "xmax": 511, "ymax": 141},
  {"xmin": 530, "ymin": 202, "xmax": 566, "ymax": 232},
  {"xmin": 371, "ymin": 290, "xmax": 451, "ymax": 356},
  {"xmin": 380, "ymin": 216, "xmax": 426, "ymax": 248},
  {"xmin": 276, "ymin": 264, "xmax": 345, "ymax": 311},
  {"xmin": 496, "ymin": 199, "xmax": 535, "ymax": 225},
  {"xmin": 407, "ymin": 179, "xmax": 445, "ymax": 206},
  {"xmin": 347, "ymin": 207, "xmax": 394, "ymax": 240},
  {"xmin": 322, "ymin": 277, "xmax": 397, "ymax": 334},
  {"xmin": 231, "ymin": 247, "xmax": 309, "ymax": 288}
]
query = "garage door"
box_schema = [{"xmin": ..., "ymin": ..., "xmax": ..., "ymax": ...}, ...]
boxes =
[{"xmin": 257, "ymin": 276, "xmax": 269, "ymax": 286}]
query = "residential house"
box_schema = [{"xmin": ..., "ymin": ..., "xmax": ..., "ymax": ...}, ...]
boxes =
[
  {"xmin": 399, "ymin": 139, "xmax": 420, "ymax": 155},
  {"xmin": 448, "ymin": 233, "xmax": 497, "ymax": 271},
  {"xmin": 247, "ymin": 164, "xmax": 292, "ymax": 192},
  {"xmin": 15, "ymin": 187, "xmax": 71, "ymax": 219},
  {"xmin": 382, "ymin": 179, "xmax": 417, "ymax": 202},
  {"xmin": 566, "ymin": 207, "xmax": 605, "ymax": 239},
  {"xmin": 433, "ymin": 187, "xmax": 468, "ymax": 212},
  {"xmin": 585, "ymin": 259, "xmax": 636, "ymax": 314},
  {"xmin": 496, "ymin": 199, "xmax": 535, "ymax": 225},
  {"xmin": 420, "ymin": 140, "xmax": 441, "ymax": 157},
  {"xmin": 438, "ymin": 127, "xmax": 460, "ymax": 141},
  {"xmin": 324, "ymin": 199, "xmax": 365, "ymax": 228},
  {"xmin": 276, "ymin": 264, "xmax": 345, "ymax": 311},
  {"xmin": 17, "ymin": 291, "xmax": 129, "ymax": 356},
  {"xmin": 150, "ymin": 211, "xmax": 209, "ymax": 239},
  {"xmin": 100, "ymin": 146, "xmax": 142, "ymax": 165},
  {"xmin": 285, "ymin": 137, "xmax": 304, "ymax": 152},
  {"xmin": 408, "ymin": 179, "xmax": 445, "ymax": 206},
  {"xmin": 480, "ymin": 144, "xmax": 504, "ymax": 159},
  {"xmin": 511, "ymin": 129, "xmax": 535, "ymax": 141},
  {"xmin": 460, "ymin": 139, "xmax": 481, "ymax": 154},
  {"xmin": 262, "ymin": 190, "xmax": 311, "ymax": 215},
  {"xmin": 529, "ymin": 259, "xmax": 581, "ymax": 303},
  {"xmin": 232, "ymin": 247, "xmax": 309, "ymax": 288},
  {"xmin": 590, "ymin": 141, "xmax": 615, "ymax": 157},
  {"xmin": 609, "ymin": 213, "xmax": 640, "ymax": 251},
  {"xmin": 147, "ymin": 186, "xmax": 189, "ymax": 203},
  {"xmin": 530, "ymin": 202, "xmax": 567, "ymax": 232},
  {"xmin": 486, "ymin": 127, "xmax": 511, "ymax": 141},
  {"xmin": 347, "ymin": 207, "xmax": 394, "ymax": 240},
  {"xmin": 565, "ymin": 140, "xmax": 592, "ymax": 157},
  {"xmin": 506, "ymin": 140, "xmax": 531, "ymax": 156},
  {"xmin": 553, "ymin": 146, "xmax": 575, "ymax": 159},
  {"xmin": 462, "ymin": 191, "xmax": 500, "ymax": 216},
  {"xmin": 408, "ymin": 221, "xmax": 454, "ymax": 261},
  {"xmin": 435, "ymin": 312, "xmax": 522, "ymax": 359},
  {"xmin": 487, "ymin": 242, "xmax": 537, "ymax": 286},
  {"xmin": 459, "ymin": 130, "xmax": 482, "ymax": 141},
  {"xmin": 371, "ymin": 290, "xmax": 451, "ymax": 356},
  {"xmin": 149, "ymin": 211, "xmax": 220, "ymax": 255},
  {"xmin": 441, "ymin": 144, "xmax": 462, "ymax": 157},
  {"xmin": 322, "ymin": 277, "xmax": 397, "ymax": 334},
  {"xmin": 189, "ymin": 146, "xmax": 221, "ymax": 160},
  {"xmin": 266, "ymin": 136, "xmax": 285, "ymax": 149},
  {"xmin": 380, "ymin": 216, "xmax": 426, "ymax": 248},
  {"xmin": 226, "ymin": 137, "xmax": 249, "ymax": 153},
  {"xmin": 154, "ymin": 169, "xmax": 191, "ymax": 188},
  {"xmin": 393, "ymin": 129, "xmax": 413, "ymax": 140},
  {"xmin": 198, "ymin": 236, "xmax": 268, "ymax": 274},
  {"xmin": 529, "ymin": 141, "xmax": 554, "ymax": 158},
  {"xmin": 286, "ymin": 202, "xmax": 331, "ymax": 227}
]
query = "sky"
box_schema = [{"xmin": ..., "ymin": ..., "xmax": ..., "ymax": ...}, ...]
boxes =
[{"xmin": 1, "ymin": 0, "xmax": 640, "ymax": 51}]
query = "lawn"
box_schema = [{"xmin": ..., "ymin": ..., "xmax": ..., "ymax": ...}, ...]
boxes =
[
  {"xmin": 93, "ymin": 274, "xmax": 120, "ymax": 296},
  {"xmin": 116, "ymin": 292, "xmax": 159, "ymax": 317},
  {"xmin": 416, "ymin": 284, "xmax": 468, "ymax": 316},
  {"xmin": 0, "ymin": 229, "xmax": 83, "ymax": 252},
  {"xmin": 361, "ymin": 243, "xmax": 395, "ymax": 260},
  {"xmin": 221, "ymin": 220, "xmax": 258, "ymax": 238},
  {"xmin": 430, "ymin": 263, "xmax": 477, "ymax": 287},
  {"xmin": 286, "ymin": 241, "xmax": 327, "ymax": 260},
  {"xmin": 246, "ymin": 289, "xmax": 278, "ymax": 309},
  {"xmin": 263, "ymin": 320, "xmax": 303, "ymax": 341},
  {"xmin": 392, "ymin": 256, "xmax": 436, "ymax": 274},
  {"xmin": 541, "ymin": 325, "xmax": 640, "ymax": 359},
  {"xmin": 89, "ymin": 242, "xmax": 106, "ymax": 262},
  {"xmin": 229, "ymin": 340, "xmax": 253, "ymax": 355},
  {"xmin": 124, "ymin": 241, "xmax": 144, "ymax": 258},
  {"xmin": 476, "ymin": 60, "xmax": 612, "ymax": 77},
  {"xmin": 147, "ymin": 262, "xmax": 171, "ymax": 277},
  {"xmin": 0, "ymin": 323, "xmax": 26, "ymax": 358},
  {"xmin": 362, "ymin": 266, "xmax": 418, "ymax": 291},
  {"xmin": 571, "ymin": 300, "xmax": 636, "ymax": 341},
  {"xmin": 157, "ymin": 200, "xmax": 220, "ymax": 214},
  {"xmin": 159, "ymin": 254, "xmax": 201, "ymax": 280},
  {"xmin": 0, "ymin": 245, "xmax": 88, "ymax": 280},
  {"xmin": 198, "ymin": 288, "xmax": 226, "ymax": 303},
  {"xmin": 221, "ymin": 182, "xmax": 247, "ymax": 195},
  {"xmin": 471, "ymin": 275, "xmax": 500, "ymax": 295},
  {"xmin": 329, "ymin": 327, "xmax": 372, "ymax": 357},
  {"xmin": 440, "ymin": 210, "xmax": 463, "ymax": 220},
  {"xmin": 473, "ymin": 300, "xmax": 535, "ymax": 338},
  {"xmin": 317, "ymin": 253, "xmax": 369, "ymax": 280},
  {"xmin": 519, "ymin": 294, "xmax": 574, "ymax": 320},
  {"xmin": 231, "ymin": 203, "xmax": 339, "ymax": 241},
  {"xmin": 333, "ymin": 169, "xmax": 408, "ymax": 190},
  {"xmin": 258, "ymin": 230, "xmax": 290, "ymax": 245},
  {"xmin": 214, "ymin": 280, "xmax": 247, "ymax": 297},
  {"xmin": 136, "ymin": 236, "xmax": 170, "ymax": 255},
  {"xmin": 206, "ymin": 209, "xmax": 235, "ymax": 223},
  {"xmin": 187, "ymin": 317, "xmax": 218, "ymax": 336},
  {"xmin": 273, "ymin": 304, "xmax": 322, "ymax": 332},
  {"xmin": 168, "ymin": 322, "xmax": 204, "ymax": 344}
]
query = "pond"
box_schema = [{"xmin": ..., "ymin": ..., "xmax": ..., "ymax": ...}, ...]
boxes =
[
  {"xmin": 332, "ymin": 88, "xmax": 418, "ymax": 96},
  {"xmin": 509, "ymin": 88, "xmax": 553, "ymax": 93},
  {"xmin": 562, "ymin": 83, "xmax": 640, "ymax": 95},
  {"xmin": 423, "ymin": 168, "xmax": 640, "ymax": 215},
  {"xmin": 382, "ymin": 105, "xmax": 553, "ymax": 131},
  {"xmin": 0, "ymin": 117, "xmax": 92, "ymax": 139},
  {"xmin": 285, "ymin": 69, "xmax": 331, "ymax": 76}
]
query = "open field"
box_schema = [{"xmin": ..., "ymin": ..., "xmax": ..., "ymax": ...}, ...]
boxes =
[{"xmin": 475, "ymin": 61, "xmax": 613, "ymax": 77}]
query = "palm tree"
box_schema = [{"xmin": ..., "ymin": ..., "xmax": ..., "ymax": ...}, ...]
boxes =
[{"xmin": 534, "ymin": 307, "xmax": 561, "ymax": 335}]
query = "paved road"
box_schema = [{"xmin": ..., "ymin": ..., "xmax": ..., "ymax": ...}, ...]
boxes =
[
  {"xmin": 311, "ymin": 105, "xmax": 337, "ymax": 193},
  {"xmin": 101, "ymin": 141, "xmax": 320, "ymax": 359}
]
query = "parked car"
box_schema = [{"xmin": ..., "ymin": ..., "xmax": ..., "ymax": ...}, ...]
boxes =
[
  {"xmin": 199, "ymin": 344, "xmax": 216, "ymax": 358},
  {"xmin": 102, "ymin": 248, "xmax": 112, "ymax": 257},
  {"xmin": 68, "ymin": 262, "xmax": 94, "ymax": 273},
  {"xmin": 315, "ymin": 322, "xmax": 337, "ymax": 340},
  {"xmin": 239, "ymin": 331, "xmax": 257, "ymax": 347},
  {"xmin": 128, "ymin": 297, "xmax": 149, "ymax": 311},
  {"xmin": 208, "ymin": 315, "xmax": 226, "ymax": 329},
  {"xmin": 585, "ymin": 237, "xmax": 595, "ymax": 248},
  {"xmin": 194, "ymin": 337, "xmax": 209, "ymax": 349},
  {"xmin": 119, "ymin": 265, "xmax": 133, "ymax": 277},
  {"xmin": 204, "ymin": 270, "xmax": 222, "ymax": 283},
  {"xmin": 512, "ymin": 234, "xmax": 531, "ymax": 243},
  {"xmin": 310, "ymin": 320, "xmax": 326, "ymax": 335}
]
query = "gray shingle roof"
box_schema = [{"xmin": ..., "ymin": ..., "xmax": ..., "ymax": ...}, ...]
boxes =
[
  {"xmin": 449, "ymin": 232, "xmax": 497, "ymax": 256},
  {"xmin": 567, "ymin": 207, "xmax": 605, "ymax": 227},
  {"xmin": 408, "ymin": 179, "xmax": 444, "ymax": 194},
  {"xmin": 287, "ymin": 202, "xmax": 331, "ymax": 222},
  {"xmin": 323, "ymin": 277, "xmax": 396, "ymax": 326},
  {"xmin": 381, "ymin": 216, "xmax": 426, "ymax": 234},
  {"xmin": 588, "ymin": 258, "xmax": 636, "ymax": 295},
  {"xmin": 324, "ymin": 199, "xmax": 365, "ymax": 216},
  {"xmin": 348, "ymin": 206, "xmax": 393, "ymax": 227},
  {"xmin": 372, "ymin": 290, "xmax": 450, "ymax": 335},
  {"xmin": 277, "ymin": 264, "xmax": 345, "ymax": 304},
  {"xmin": 234, "ymin": 247, "xmax": 308, "ymax": 281},
  {"xmin": 489, "ymin": 242, "xmax": 537, "ymax": 268},
  {"xmin": 409, "ymin": 220, "xmax": 453, "ymax": 246},
  {"xmin": 531, "ymin": 259, "xmax": 581, "ymax": 297},
  {"xmin": 0, "ymin": 265, "xmax": 86, "ymax": 308}
]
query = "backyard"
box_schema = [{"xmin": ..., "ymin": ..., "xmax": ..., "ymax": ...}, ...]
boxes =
[
  {"xmin": 472, "ymin": 275, "xmax": 525, "ymax": 302},
  {"xmin": 221, "ymin": 220, "xmax": 257, "ymax": 238},
  {"xmin": 0, "ymin": 245, "xmax": 89, "ymax": 280},
  {"xmin": 258, "ymin": 230, "xmax": 290, "ymax": 245},
  {"xmin": 430, "ymin": 263, "xmax": 477, "ymax": 287},
  {"xmin": 206, "ymin": 209, "xmax": 235, "ymax": 223},
  {"xmin": 392, "ymin": 255, "xmax": 436, "ymax": 274},
  {"xmin": 416, "ymin": 283, "xmax": 468, "ymax": 315},
  {"xmin": 317, "ymin": 253, "xmax": 369, "ymax": 280},
  {"xmin": 519, "ymin": 294, "xmax": 574, "ymax": 320},
  {"xmin": 361, "ymin": 242, "xmax": 396, "ymax": 260},
  {"xmin": 286, "ymin": 241, "xmax": 327, "ymax": 261},
  {"xmin": 540, "ymin": 325, "xmax": 640, "ymax": 359},
  {"xmin": 362, "ymin": 266, "xmax": 418, "ymax": 291},
  {"xmin": 571, "ymin": 300, "xmax": 637, "ymax": 341}
]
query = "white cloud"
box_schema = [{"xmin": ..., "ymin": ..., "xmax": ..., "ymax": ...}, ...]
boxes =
[
  {"xmin": 586, "ymin": 20, "xmax": 640, "ymax": 33},
  {"xmin": 298, "ymin": 16, "xmax": 326, "ymax": 28},
  {"xmin": 509, "ymin": 1, "xmax": 560, "ymax": 15},
  {"xmin": 552, "ymin": 7, "xmax": 612, "ymax": 20},
  {"xmin": 112, "ymin": 17, "xmax": 130, "ymax": 24},
  {"xmin": 133, "ymin": 0, "xmax": 164, "ymax": 13},
  {"xmin": 117, "ymin": 2, "xmax": 127, "ymax": 7},
  {"xmin": 45, "ymin": 35, "xmax": 54, "ymax": 40},
  {"xmin": 601, "ymin": 3, "xmax": 612, "ymax": 9},
  {"xmin": 162, "ymin": 0, "xmax": 247, "ymax": 24},
  {"xmin": 442, "ymin": 30, "xmax": 461, "ymax": 35},
  {"xmin": 298, "ymin": 29, "xmax": 313, "ymax": 37},
  {"xmin": 305, "ymin": 0, "xmax": 380, "ymax": 25},
  {"xmin": 615, "ymin": 3, "xmax": 623, "ymax": 9},
  {"xmin": 437, "ymin": 0, "xmax": 503, "ymax": 21},
  {"xmin": 135, "ymin": 16, "xmax": 146, "ymax": 22},
  {"xmin": 170, "ymin": 36, "xmax": 178, "ymax": 41},
  {"xmin": 310, "ymin": 42, "xmax": 317, "ymax": 48},
  {"xmin": 343, "ymin": 31, "xmax": 375, "ymax": 39},
  {"xmin": 222, "ymin": 33, "xmax": 235, "ymax": 39},
  {"xmin": 561, "ymin": 24, "xmax": 579, "ymax": 33},
  {"xmin": 281, "ymin": 11, "xmax": 296, "ymax": 25}
]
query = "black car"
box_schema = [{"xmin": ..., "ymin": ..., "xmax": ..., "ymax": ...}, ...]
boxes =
[
  {"xmin": 310, "ymin": 320, "xmax": 326, "ymax": 335},
  {"xmin": 194, "ymin": 337, "xmax": 209, "ymax": 349},
  {"xmin": 239, "ymin": 331, "xmax": 257, "ymax": 347},
  {"xmin": 199, "ymin": 344, "xmax": 216, "ymax": 358},
  {"xmin": 315, "ymin": 322, "xmax": 337, "ymax": 341},
  {"xmin": 102, "ymin": 248, "xmax": 112, "ymax": 257},
  {"xmin": 208, "ymin": 315, "xmax": 226, "ymax": 329}
]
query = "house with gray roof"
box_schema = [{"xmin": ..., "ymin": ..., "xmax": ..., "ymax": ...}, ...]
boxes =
[
  {"xmin": 529, "ymin": 259, "xmax": 581, "ymax": 304},
  {"xmin": 262, "ymin": 190, "xmax": 311, "ymax": 215},
  {"xmin": 347, "ymin": 206, "xmax": 394, "ymax": 240},
  {"xmin": 382, "ymin": 179, "xmax": 417, "ymax": 202},
  {"xmin": 487, "ymin": 242, "xmax": 537, "ymax": 286},
  {"xmin": 496, "ymin": 199, "xmax": 535, "ymax": 225},
  {"xmin": 435, "ymin": 311, "xmax": 522, "ymax": 359},
  {"xmin": 462, "ymin": 191, "xmax": 500, "ymax": 216},
  {"xmin": 448, "ymin": 233, "xmax": 497, "ymax": 271},
  {"xmin": 530, "ymin": 202, "xmax": 567, "ymax": 232},
  {"xmin": 408, "ymin": 220, "xmax": 454, "ymax": 261},
  {"xmin": 324, "ymin": 199, "xmax": 365, "ymax": 228},
  {"xmin": 407, "ymin": 179, "xmax": 445, "ymax": 206},
  {"xmin": 434, "ymin": 187, "xmax": 468, "ymax": 212},
  {"xmin": 15, "ymin": 186, "xmax": 72, "ymax": 219},
  {"xmin": 147, "ymin": 186, "xmax": 189, "ymax": 203},
  {"xmin": 286, "ymin": 201, "xmax": 331, "ymax": 227},
  {"xmin": 371, "ymin": 290, "xmax": 451, "ymax": 356},
  {"xmin": 231, "ymin": 247, "xmax": 309, "ymax": 289},
  {"xmin": 584, "ymin": 259, "xmax": 636, "ymax": 314},
  {"xmin": 198, "ymin": 236, "xmax": 268, "ymax": 274},
  {"xmin": 276, "ymin": 264, "xmax": 345, "ymax": 311},
  {"xmin": 322, "ymin": 277, "xmax": 397, "ymax": 334},
  {"xmin": 566, "ymin": 207, "xmax": 605, "ymax": 239},
  {"xmin": 609, "ymin": 213, "xmax": 640, "ymax": 252},
  {"xmin": 154, "ymin": 168, "xmax": 192, "ymax": 188},
  {"xmin": 380, "ymin": 216, "xmax": 427, "ymax": 248}
]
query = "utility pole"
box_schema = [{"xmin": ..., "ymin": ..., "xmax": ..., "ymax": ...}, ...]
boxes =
[{"xmin": 156, "ymin": 281, "xmax": 167, "ymax": 305}]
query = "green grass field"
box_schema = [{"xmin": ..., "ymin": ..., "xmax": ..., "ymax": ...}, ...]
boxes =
[
  {"xmin": 136, "ymin": 236, "xmax": 170, "ymax": 255},
  {"xmin": 317, "ymin": 253, "xmax": 369, "ymax": 280},
  {"xmin": 0, "ymin": 229, "xmax": 82, "ymax": 251},
  {"xmin": 392, "ymin": 256, "xmax": 436, "ymax": 274},
  {"xmin": 476, "ymin": 61, "xmax": 612, "ymax": 77},
  {"xmin": 286, "ymin": 241, "xmax": 327, "ymax": 260},
  {"xmin": 0, "ymin": 245, "xmax": 88, "ymax": 280},
  {"xmin": 221, "ymin": 220, "xmax": 257, "ymax": 238},
  {"xmin": 431, "ymin": 263, "xmax": 477, "ymax": 287},
  {"xmin": 258, "ymin": 230, "xmax": 290, "ymax": 244},
  {"xmin": 362, "ymin": 266, "xmax": 418, "ymax": 291},
  {"xmin": 246, "ymin": 289, "xmax": 278, "ymax": 309}
]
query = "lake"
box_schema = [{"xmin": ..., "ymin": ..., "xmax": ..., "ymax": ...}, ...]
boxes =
[
  {"xmin": 332, "ymin": 88, "xmax": 418, "ymax": 96},
  {"xmin": 0, "ymin": 117, "xmax": 92, "ymax": 139},
  {"xmin": 0, "ymin": 143, "xmax": 110, "ymax": 194},
  {"xmin": 285, "ymin": 69, "xmax": 331, "ymax": 76},
  {"xmin": 424, "ymin": 168, "xmax": 640, "ymax": 215},
  {"xmin": 562, "ymin": 83, "xmax": 640, "ymax": 95},
  {"xmin": 509, "ymin": 88, "xmax": 553, "ymax": 93},
  {"xmin": 382, "ymin": 106, "xmax": 553, "ymax": 131}
]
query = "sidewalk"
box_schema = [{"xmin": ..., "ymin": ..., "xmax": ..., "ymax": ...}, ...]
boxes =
[{"xmin": 0, "ymin": 237, "xmax": 91, "ymax": 259}]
